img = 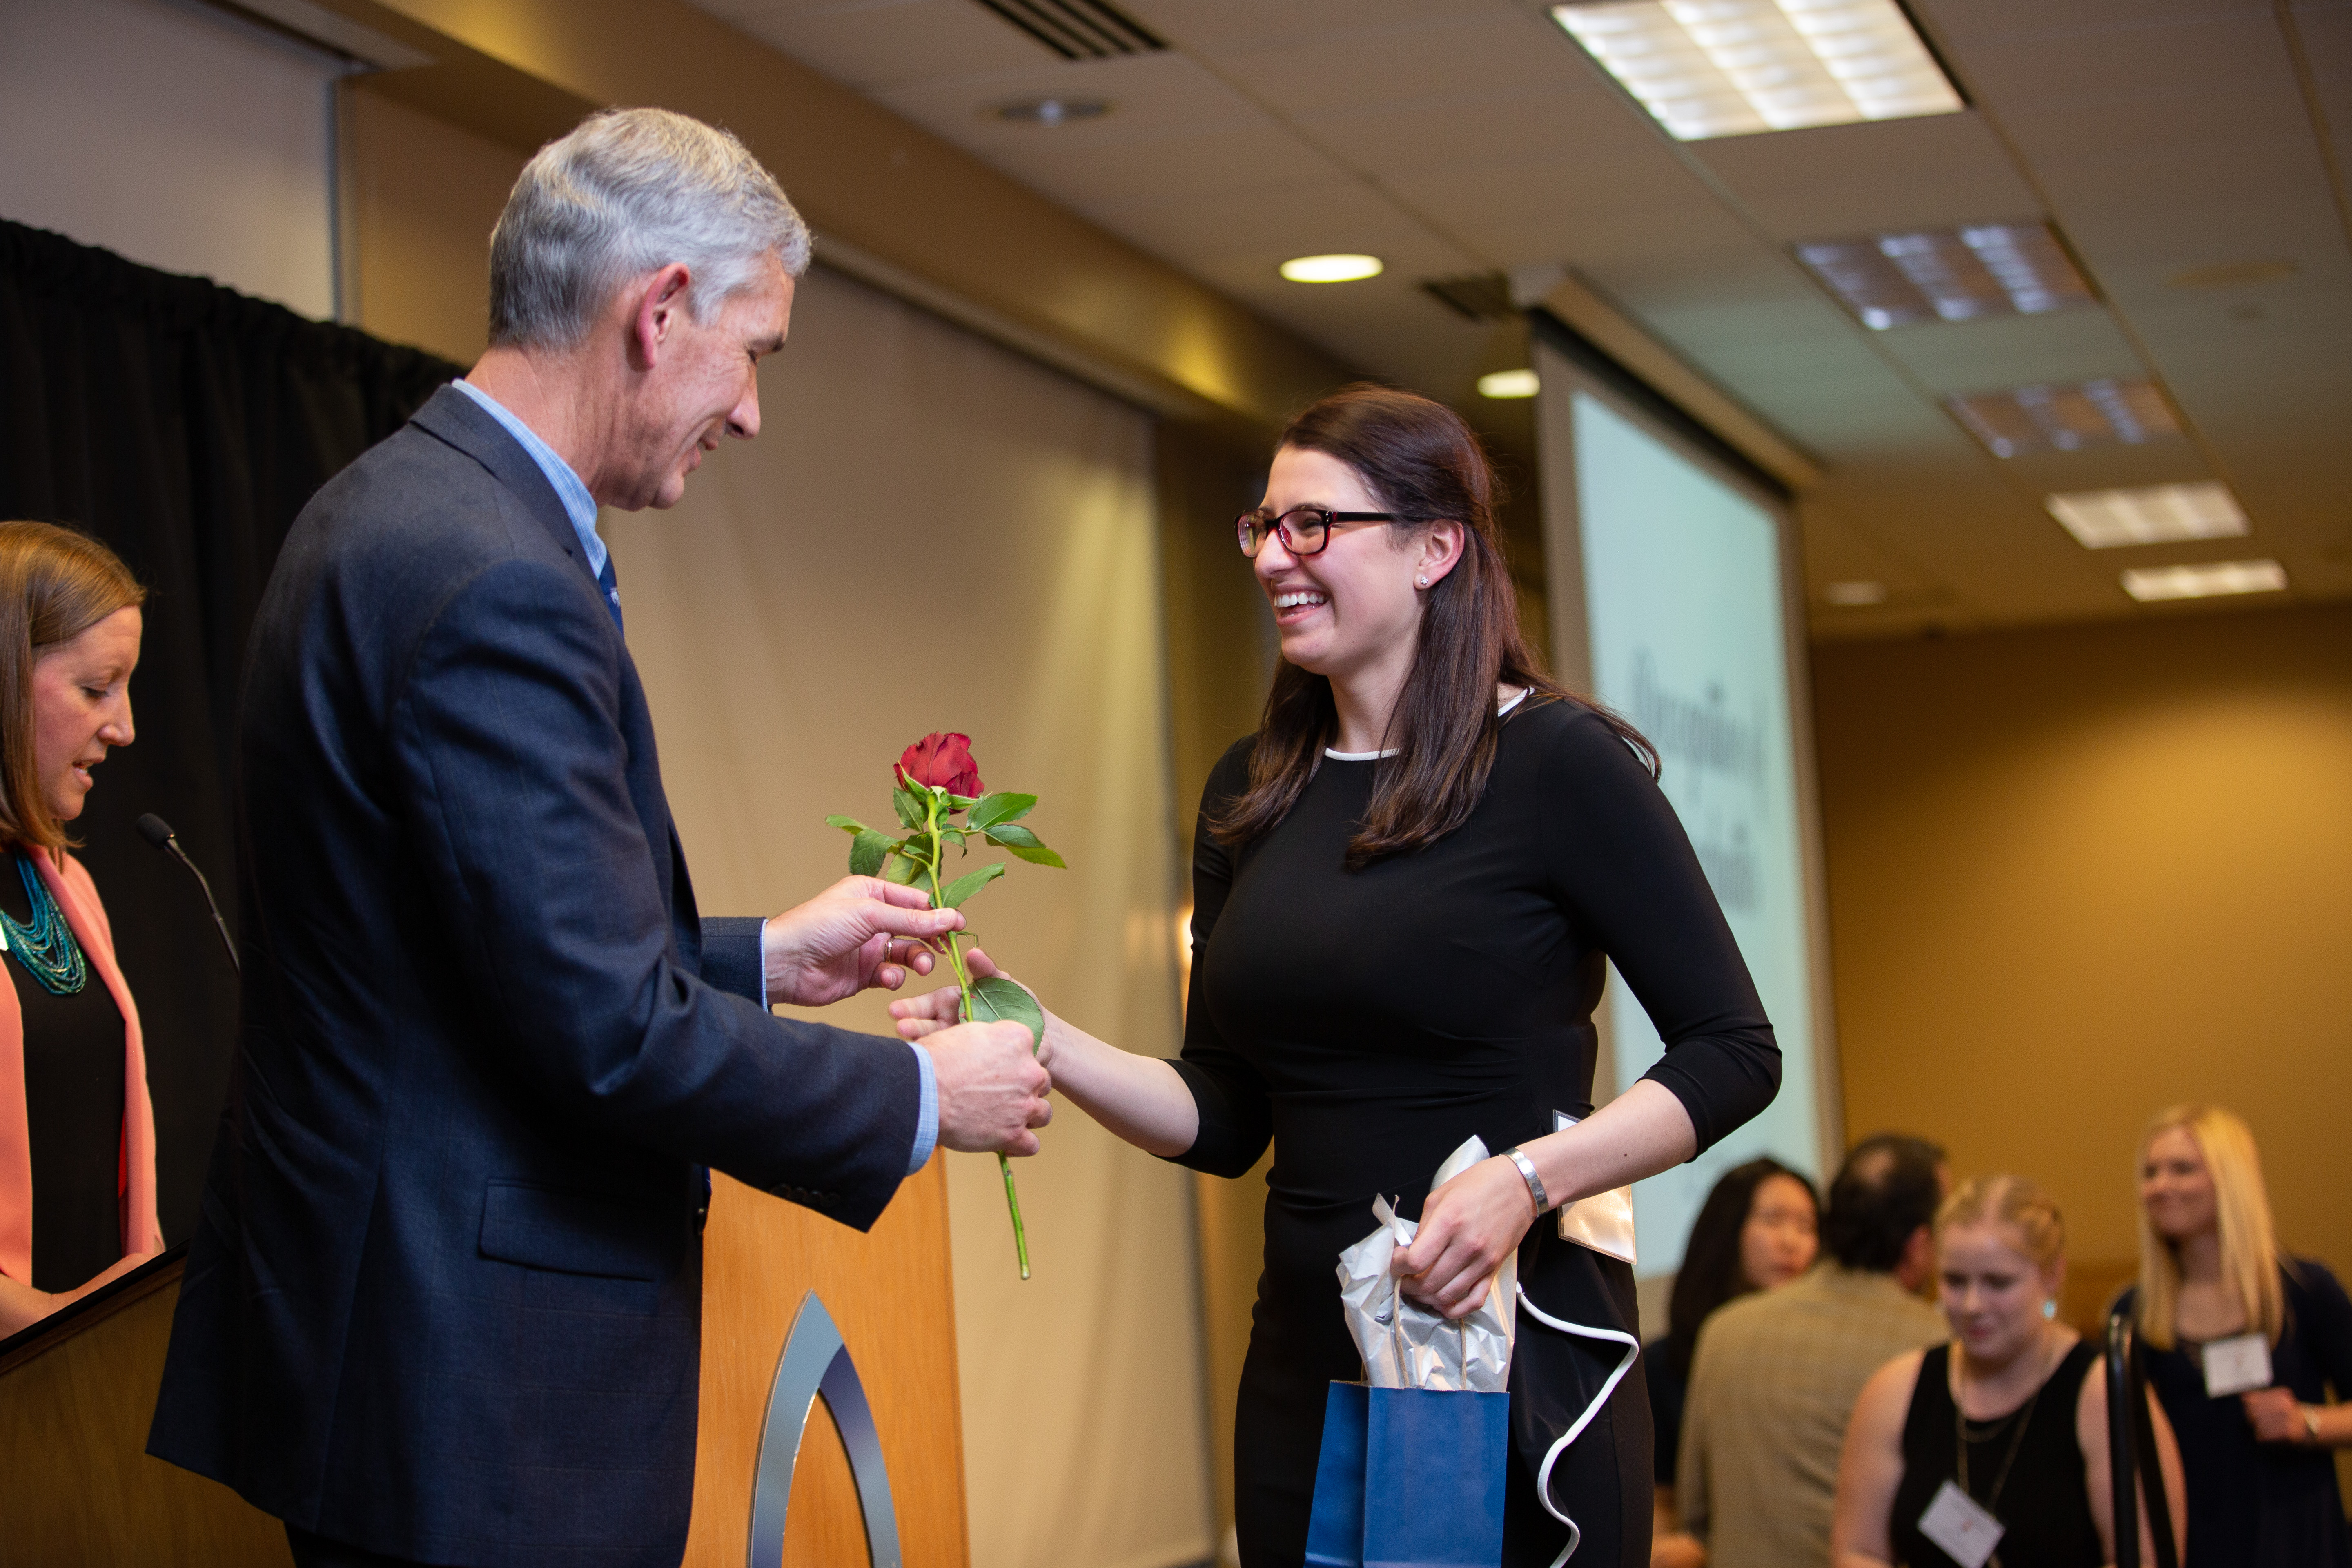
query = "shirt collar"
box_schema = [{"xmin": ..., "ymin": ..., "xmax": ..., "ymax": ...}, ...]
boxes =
[{"xmin": 451, "ymin": 378, "xmax": 606, "ymax": 576}]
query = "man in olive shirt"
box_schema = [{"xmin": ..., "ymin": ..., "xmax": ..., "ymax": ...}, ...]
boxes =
[{"xmin": 1675, "ymin": 1136, "xmax": 1950, "ymax": 1568}]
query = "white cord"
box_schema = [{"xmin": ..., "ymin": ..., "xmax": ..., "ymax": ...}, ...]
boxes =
[{"xmin": 1514, "ymin": 1282, "xmax": 1642, "ymax": 1568}]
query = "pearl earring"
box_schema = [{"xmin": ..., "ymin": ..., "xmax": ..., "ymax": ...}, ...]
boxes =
[{"xmin": 1417, "ymin": 575, "xmax": 1429, "ymax": 587}]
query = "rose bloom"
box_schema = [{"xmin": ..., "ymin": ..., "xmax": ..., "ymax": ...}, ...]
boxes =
[{"xmin": 897, "ymin": 732, "xmax": 983, "ymax": 797}]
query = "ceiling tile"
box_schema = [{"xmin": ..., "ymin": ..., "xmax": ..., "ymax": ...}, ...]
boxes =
[
  {"xmin": 1210, "ymin": 13, "xmax": 1589, "ymax": 118},
  {"xmin": 1126, "ymin": 0, "xmax": 1516, "ymax": 54},
  {"xmin": 1951, "ymin": 13, "xmax": 2292, "ymax": 111},
  {"xmin": 1873, "ymin": 309, "xmax": 2147, "ymax": 393},
  {"xmin": 722, "ymin": 0, "xmax": 1047, "ymax": 89},
  {"xmin": 1696, "ymin": 114, "xmax": 2042, "ymax": 238}
]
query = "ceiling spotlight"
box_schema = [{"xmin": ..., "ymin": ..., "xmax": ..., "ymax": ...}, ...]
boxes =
[
  {"xmin": 1822, "ymin": 581, "xmax": 1889, "ymax": 606},
  {"xmin": 1478, "ymin": 369, "xmax": 1541, "ymax": 399},
  {"xmin": 2121, "ymin": 559, "xmax": 2287, "ymax": 602},
  {"xmin": 1947, "ymin": 379, "xmax": 2179, "ymax": 458},
  {"xmin": 1799, "ymin": 223, "xmax": 2094, "ymax": 329},
  {"xmin": 991, "ymin": 96, "xmax": 1112, "ymax": 127},
  {"xmin": 1280, "ymin": 254, "xmax": 1384, "ymax": 283},
  {"xmin": 1550, "ymin": 0, "xmax": 1962, "ymax": 142},
  {"xmin": 2047, "ymin": 483, "xmax": 2248, "ymax": 550}
]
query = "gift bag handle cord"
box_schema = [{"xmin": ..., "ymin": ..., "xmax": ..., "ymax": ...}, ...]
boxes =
[{"xmin": 1514, "ymin": 1282, "xmax": 1642, "ymax": 1568}]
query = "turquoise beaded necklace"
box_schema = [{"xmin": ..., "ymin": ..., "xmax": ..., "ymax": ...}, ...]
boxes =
[{"xmin": 0, "ymin": 851, "xmax": 89, "ymax": 996}]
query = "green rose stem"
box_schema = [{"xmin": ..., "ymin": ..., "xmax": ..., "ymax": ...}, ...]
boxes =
[{"xmin": 921, "ymin": 793, "xmax": 1033, "ymax": 1281}]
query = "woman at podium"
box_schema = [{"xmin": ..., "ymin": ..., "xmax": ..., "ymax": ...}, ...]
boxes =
[{"xmin": 0, "ymin": 521, "xmax": 161, "ymax": 1336}]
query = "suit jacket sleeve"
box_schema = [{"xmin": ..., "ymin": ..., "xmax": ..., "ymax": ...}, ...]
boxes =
[
  {"xmin": 698, "ymin": 916, "xmax": 767, "ymax": 1005},
  {"xmin": 393, "ymin": 557, "xmax": 915, "ymax": 1229}
]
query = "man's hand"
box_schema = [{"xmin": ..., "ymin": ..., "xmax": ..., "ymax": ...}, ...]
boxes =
[
  {"xmin": 927, "ymin": 1018, "xmax": 1053, "ymax": 1156},
  {"xmin": 762, "ymin": 877, "xmax": 964, "ymax": 1007},
  {"xmin": 1392, "ymin": 1156, "xmax": 1541, "ymax": 1320}
]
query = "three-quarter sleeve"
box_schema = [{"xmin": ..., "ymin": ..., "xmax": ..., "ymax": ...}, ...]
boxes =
[
  {"xmin": 1538, "ymin": 706, "xmax": 1780, "ymax": 1154},
  {"xmin": 1163, "ymin": 738, "xmax": 1276, "ymax": 1179}
]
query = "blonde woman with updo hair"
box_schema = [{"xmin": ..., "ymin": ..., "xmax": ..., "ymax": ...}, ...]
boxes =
[
  {"xmin": 2127, "ymin": 1105, "xmax": 2352, "ymax": 1567},
  {"xmin": 0, "ymin": 521, "xmax": 161, "ymax": 1336},
  {"xmin": 1831, "ymin": 1176, "xmax": 2185, "ymax": 1568}
]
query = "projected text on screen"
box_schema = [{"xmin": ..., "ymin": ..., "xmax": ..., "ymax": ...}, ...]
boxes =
[{"xmin": 1572, "ymin": 390, "xmax": 1821, "ymax": 1278}]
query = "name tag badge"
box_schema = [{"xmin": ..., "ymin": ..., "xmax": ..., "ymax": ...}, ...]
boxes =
[
  {"xmin": 2202, "ymin": 1331, "xmax": 2273, "ymax": 1397},
  {"xmin": 1918, "ymin": 1479, "xmax": 2004, "ymax": 1568}
]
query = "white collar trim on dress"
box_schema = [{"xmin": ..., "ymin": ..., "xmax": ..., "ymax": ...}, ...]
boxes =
[{"xmin": 1324, "ymin": 688, "xmax": 1530, "ymax": 761}]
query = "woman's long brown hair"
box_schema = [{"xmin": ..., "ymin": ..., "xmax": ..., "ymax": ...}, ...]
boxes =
[
  {"xmin": 0, "ymin": 521, "xmax": 148, "ymax": 851},
  {"xmin": 1212, "ymin": 385, "xmax": 1653, "ymax": 868}
]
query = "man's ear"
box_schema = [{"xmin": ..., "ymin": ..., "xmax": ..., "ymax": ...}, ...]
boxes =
[{"xmin": 628, "ymin": 263, "xmax": 693, "ymax": 371}]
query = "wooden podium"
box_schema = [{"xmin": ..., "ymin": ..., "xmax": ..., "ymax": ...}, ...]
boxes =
[{"xmin": 0, "ymin": 1163, "xmax": 969, "ymax": 1567}]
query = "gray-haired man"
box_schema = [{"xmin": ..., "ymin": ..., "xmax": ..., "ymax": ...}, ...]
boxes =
[{"xmin": 148, "ymin": 109, "xmax": 1051, "ymax": 1568}]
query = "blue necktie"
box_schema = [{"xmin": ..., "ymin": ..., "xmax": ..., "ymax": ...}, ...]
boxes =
[{"xmin": 597, "ymin": 553, "xmax": 623, "ymax": 634}]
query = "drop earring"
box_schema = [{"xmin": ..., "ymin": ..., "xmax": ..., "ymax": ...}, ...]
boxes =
[{"xmin": 2042, "ymin": 1298, "xmax": 2058, "ymax": 1320}]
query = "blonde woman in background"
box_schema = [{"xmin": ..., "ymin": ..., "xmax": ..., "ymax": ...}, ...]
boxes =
[
  {"xmin": 1831, "ymin": 1176, "xmax": 2184, "ymax": 1568},
  {"xmin": 2126, "ymin": 1105, "xmax": 2352, "ymax": 1567}
]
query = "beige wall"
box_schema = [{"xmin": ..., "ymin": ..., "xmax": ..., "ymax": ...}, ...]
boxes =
[
  {"xmin": 0, "ymin": 0, "xmax": 340, "ymax": 318},
  {"xmin": 1813, "ymin": 604, "xmax": 2352, "ymax": 1288}
]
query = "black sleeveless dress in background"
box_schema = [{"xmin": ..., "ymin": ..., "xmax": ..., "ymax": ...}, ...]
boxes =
[
  {"xmin": 1891, "ymin": 1342, "xmax": 2103, "ymax": 1568},
  {"xmin": 3, "ymin": 849, "xmax": 126, "ymax": 1291},
  {"xmin": 1167, "ymin": 702, "xmax": 1782, "ymax": 1567}
]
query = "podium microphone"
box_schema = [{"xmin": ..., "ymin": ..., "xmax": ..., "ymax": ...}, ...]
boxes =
[{"xmin": 135, "ymin": 813, "xmax": 239, "ymax": 974}]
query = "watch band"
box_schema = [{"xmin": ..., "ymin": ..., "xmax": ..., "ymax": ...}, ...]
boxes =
[{"xmin": 1501, "ymin": 1145, "xmax": 1550, "ymax": 1215}]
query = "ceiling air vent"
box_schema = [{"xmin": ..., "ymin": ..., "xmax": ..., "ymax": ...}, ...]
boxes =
[
  {"xmin": 1420, "ymin": 273, "xmax": 1519, "ymax": 323},
  {"xmin": 972, "ymin": 0, "xmax": 1166, "ymax": 60}
]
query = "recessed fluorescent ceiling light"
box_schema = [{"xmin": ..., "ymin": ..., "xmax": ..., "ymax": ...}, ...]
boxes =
[
  {"xmin": 1948, "ymin": 379, "xmax": 2179, "ymax": 458},
  {"xmin": 2045, "ymin": 483, "xmax": 2247, "ymax": 550},
  {"xmin": 1478, "ymin": 369, "xmax": 1541, "ymax": 399},
  {"xmin": 1550, "ymin": 0, "xmax": 1962, "ymax": 141},
  {"xmin": 2121, "ymin": 559, "xmax": 2287, "ymax": 602},
  {"xmin": 1798, "ymin": 223, "xmax": 2093, "ymax": 328},
  {"xmin": 1280, "ymin": 254, "xmax": 1383, "ymax": 283}
]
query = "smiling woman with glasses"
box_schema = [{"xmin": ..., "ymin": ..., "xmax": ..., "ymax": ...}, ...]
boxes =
[{"xmin": 895, "ymin": 383, "xmax": 1783, "ymax": 1567}]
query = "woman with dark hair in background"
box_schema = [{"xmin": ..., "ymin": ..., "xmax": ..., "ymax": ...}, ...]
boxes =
[
  {"xmin": 2129, "ymin": 1104, "xmax": 2352, "ymax": 1567},
  {"xmin": 1648, "ymin": 1158, "xmax": 1819, "ymax": 1568},
  {"xmin": 0, "ymin": 520, "xmax": 161, "ymax": 1336},
  {"xmin": 898, "ymin": 384, "xmax": 1781, "ymax": 1566}
]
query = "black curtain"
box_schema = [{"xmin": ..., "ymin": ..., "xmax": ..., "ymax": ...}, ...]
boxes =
[{"xmin": 0, "ymin": 218, "xmax": 460, "ymax": 1241}]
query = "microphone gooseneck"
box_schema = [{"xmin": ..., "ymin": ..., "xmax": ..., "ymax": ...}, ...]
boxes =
[{"xmin": 136, "ymin": 813, "xmax": 239, "ymax": 974}]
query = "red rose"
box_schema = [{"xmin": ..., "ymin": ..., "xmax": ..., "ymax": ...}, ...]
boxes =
[{"xmin": 896, "ymin": 732, "xmax": 983, "ymax": 797}]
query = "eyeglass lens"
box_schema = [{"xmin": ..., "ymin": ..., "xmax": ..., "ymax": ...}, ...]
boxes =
[{"xmin": 1236, "ymin": 508, "xmax": 1330, "ymax": 558}]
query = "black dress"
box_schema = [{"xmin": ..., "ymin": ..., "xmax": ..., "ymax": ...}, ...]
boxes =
[
  {"xmin": 1167, "ymin": 702, "xmax": 1780, "ymax": 1568},
  {"xmin": 3, "ymin": 850, "xmax": 126, "ymax": 1291},
  {"xmin": 2128, "ymin": 1263, "xmax": 2352, "ymax": 1568},
  {"xmin": 1890, "ymin": 1342, "xmax": 2103, "ymax": 1568}
]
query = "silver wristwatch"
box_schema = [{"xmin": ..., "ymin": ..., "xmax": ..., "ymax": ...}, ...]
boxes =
[{"xmin": 1500, "ymin": 1145, "xmax": 1550, "ymax": 1214}]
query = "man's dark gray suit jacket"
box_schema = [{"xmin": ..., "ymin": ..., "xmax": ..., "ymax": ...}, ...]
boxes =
[{"xmin": 149, "ymin": 386, "xmax": 921, "ymax": 1567}]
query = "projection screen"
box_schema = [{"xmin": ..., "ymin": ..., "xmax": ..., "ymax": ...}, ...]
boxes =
[{"xmin": 1533, "ymin": 334, "xmax": 1839, "ymax": 1288}]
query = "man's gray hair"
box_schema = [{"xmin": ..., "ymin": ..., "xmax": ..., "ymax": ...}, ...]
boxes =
[{"xmin": 488, "ymin": 107, "xmax": 811, "ymax": 350}]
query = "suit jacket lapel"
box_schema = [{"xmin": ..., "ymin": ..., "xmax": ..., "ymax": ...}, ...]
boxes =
[{"xmin": 409, "ymin": 385, "xmax": 597, "ymax": 587}]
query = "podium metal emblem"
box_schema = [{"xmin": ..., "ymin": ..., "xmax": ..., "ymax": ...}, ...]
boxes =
[{"xmin": 748, "ymin": 1290, "xmax": 903, "ymax": 1568}]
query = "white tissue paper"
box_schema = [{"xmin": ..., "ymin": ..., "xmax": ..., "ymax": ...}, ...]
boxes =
[{"xmin": 1335, "ymin": 1136, "xmax": 1517, "ymax": 1393}]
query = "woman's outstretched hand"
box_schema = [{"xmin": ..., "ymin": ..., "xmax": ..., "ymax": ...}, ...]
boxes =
[
  {"xmin": 1392, "ymin": 1156, "xmax": 1541, "ymax": 1321},
  {"xmin": 890, "ymin": 945, "xmax": 1020, "ymax": 1036}
]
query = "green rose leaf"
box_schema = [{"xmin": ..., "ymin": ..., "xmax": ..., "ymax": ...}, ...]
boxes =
[
  {"xmin": 893, "ymin": 786, "xmax": 929, "ymax": 831},
  {"xmin": 945, "ymin": 791, "xmax": 982, "ymax": 812},
  {"xmin": 847, "ymin": 829, "xmax": 894, "ymax": 878},
  {"xmin": 939, "ymin": 862, "xmax": 1007, "ymax": 909},
  {"xmin": 881, "ymin": 851, "xmax": 926, "ymax": 886},
  {"xmin": 825, "ymin": 814, "xmax": 869, "ymax": 836},
  {"xmin": 967, "ymin": 973, "xmax": 1044, "ymax": 1051},
  {"xmin": 969, "ymin": 792, "xmax": 1038, "ymax": 830},
  {"xmin": 982, "ymin": 823, "xmax": 1066, "ymax": 868}
]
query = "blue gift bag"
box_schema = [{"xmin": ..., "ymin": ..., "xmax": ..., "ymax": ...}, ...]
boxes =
[{"xmin": 1304, "ymin": 1383, "xmax": 1510, "ymax": 1568}]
